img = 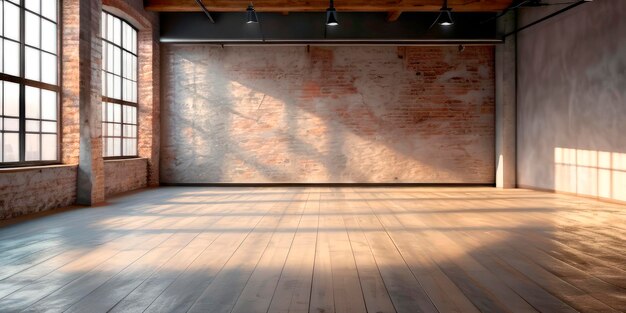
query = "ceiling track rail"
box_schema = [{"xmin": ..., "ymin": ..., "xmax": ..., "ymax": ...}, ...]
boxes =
[
  {"xmin": 159, "ymin": 39, "xmax": 503, "ymax": 46},
  {"xmin": 504, "ymin": 0, "xmax": 591, "ymax": 37},
  {"xmin": 194, "ymin": 0, "xmax": 215, "ymax": 23}
]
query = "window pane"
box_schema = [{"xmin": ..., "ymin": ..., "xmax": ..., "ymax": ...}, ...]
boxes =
[
  {"xmin": 26, "ymin": 120, "xmax": 39, "ymax": 132},
  {"xmin": 4, "ymin": 81, "xmax": 19, "ymax": 117},
  {"xmin": 131, "ymin": 29, "xmax": 137, "ymax": 54},
  {"xmin": 124, "ymin": 105, "xmax": 137, "ymax": 124},
  {"xmin": 131, "ymin": 81, "xmax": 137, "ymax": 102},
  {"xmin": 101, "ymin": 71, "xmax": 106, "ymax": 94},
  {"xmin": 41, "ymin": 19, "xmax": 57, "ymax": 54},
  {"xmin": 25, "ymin": 12, "xmax": 41, "ymax": 48},
  {"xmin": 106, "ymin": 102, "xmax": 114, "ymax": 121},
  {"xmin": 113, "ymin": 103, "xmax": 121, "ymax": 122},
  {"xmin": 113, "ymin": 138, "xmax": 120, "ymax": 156},
  {"xmin": 113, "ymin": 46, "xmax": 121, "ymax": 75},
  {"xmin": 106, "ymin": 42, "xmax": 113, "ymax": 72},
  {"xmin": 42, "ymin": 121, "xmax": 56, "ymax": 132},
  {"xmin": 25, "ymin": 0, "xmax": 40, "ymax": 14},
  {"xmin": 107, "ymin": 14, "xmax": 114, "ymax": 41},
  {"xmin": 113, "ymin": 75, "xmax": 121, "ymax": 99},
  {"xmin": 105, "ymin": 137, "xmax": 114, "ymax": 156},
  {"xmin": 113, "ymin": 123, "xmax": 121, "ymax": 136},
  {"xmin": 0, "ymin": 134, "xmax": 2, "ymax": 162},
  {"xmin": 4, "ymin": 117, "xmax": 19, "ymax": 130},
  {"xmin": 106, "ymin": 73, "xmax": 114, "ymax": 97},
  {"xmin": 123, "ymin": 22, "xmax": 136, "ymax": 53},
  {"xmin": 25, "ymin": 86, "xmax": 40, "ymax": 119},
  {"xmin": 113, "ymin": 16, "xmax": 121, "ymax": 45},
  {"xmin": 42, "ymin": 0, "xmax": 57, "ymax": 22},
  {"xmin": 0, "ymin": 2, "xmax": 4, "ymax": 36},
  {"xmin": 41, "ymin": 134, "xmax": 56, "ymax": 160},
  {"xmin": 4, "ymin": 3, "xmax": 20, "ymax": 41},
  {"xmin": 132, "ymin": 57, "xmax": 137, "ymax": 80},
  {"xmin": 25, "ymin": 47, "xmax": 41, "ymax": 81},
  {"xmin": 25, "ymin": 133, "xmax": 40, "ymax": 161},
  {"xmin": 122, "ymin": 51, "xmax": 131, "ymax": 79},
  {"xmin": 3, "ymin": 132, "xmax": 19, "ymax": 162},
  {"xmin": 124, "ymin": 125, "xmax": 133, "ymax": 137},
  {"xmin": 101, "ymin": 12, "xmax": 106, "ymax": 38},
  {"xmin": 123, "ymin": 79, "xmax": 131, "ymax": 101},
  {"xmin": 123, "ymin": 138, "xmax": 136, "ymax": 156},
  {"xmin": 3, "ymin": 39, "xmax": 20, "ymax": 76},
  {"xmin": 41, "ymin": 89, "xmax": 57, "ymax": 120},
  {"xmin": 41, "ymin": 52, "xmax": 57, "ymax": 84}
]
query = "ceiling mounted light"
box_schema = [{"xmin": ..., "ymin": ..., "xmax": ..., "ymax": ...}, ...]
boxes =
[
  {"xmin": 434, "ymin": 0, "xmax": 454, "ymax": 26},
  {"xmin": 246, "ymin": 3, "xmax": 258, "ymax": 24},
  {"xmin": 326, "ymin": 0, "xmax": 339, "ymax": 26}
]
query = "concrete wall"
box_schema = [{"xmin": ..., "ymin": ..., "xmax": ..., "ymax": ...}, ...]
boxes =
[
  {"xmin": 517, "ymin": 0, "xmax": 626, "ymax": 202},
  {"xmin": 104, "ymin": 159, "xmax": 148, "ymax": 197},
  {"xmin": 161, "ymin": 46, "xmax": 495, "ymax": 184},
  {"xmin": 0, "ymin": 166, "xmax": 77, "ymax": 219}
]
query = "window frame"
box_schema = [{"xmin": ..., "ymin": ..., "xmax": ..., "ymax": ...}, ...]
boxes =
[
  {"xmin": 0, "ymin": 0, "xmax": 61, "ymax": 168},
  {"xmin": 101, "ymin": 10, "xmax": 139, "ymax": 160}
]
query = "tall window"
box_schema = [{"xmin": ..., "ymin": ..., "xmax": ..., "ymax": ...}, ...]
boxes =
[
  {"xmin": 1, "ymin": 0, "xmax": 59, "ymax": 165},
  {"xmin": 101, "ymin": 11, "xmax": 137, "ymax": 157}
]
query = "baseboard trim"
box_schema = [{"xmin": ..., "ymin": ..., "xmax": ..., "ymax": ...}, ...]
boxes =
[{"xmin": 160, "ymin": 182, "xmax": 495, "ymax": 188}]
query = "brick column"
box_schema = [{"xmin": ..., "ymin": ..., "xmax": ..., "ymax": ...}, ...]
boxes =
[
  {"xmin": 138, "ymin": 25, "xmax": 160, "ymax": 187},
  {"xmin": 62, "ymin": 0, "xmax": 105, "ymax": 205}
]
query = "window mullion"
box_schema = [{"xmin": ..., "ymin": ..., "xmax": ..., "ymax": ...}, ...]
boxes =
[
  {"xmin": 119, "ymin": 21, "xmax": 124, "ymax": 156},
  {"xmin": 19, "ymin": 0, "xmax": 26, "ymax": 162}
]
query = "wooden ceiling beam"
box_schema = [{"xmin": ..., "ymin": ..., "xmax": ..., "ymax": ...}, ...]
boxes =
[{"xmin": 145, "ymin": 0, "xmax": 513, "ymax": 13}]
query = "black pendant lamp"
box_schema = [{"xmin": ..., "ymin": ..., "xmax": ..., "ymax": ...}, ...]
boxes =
[
  {"xmin": 246, "ymin": 3, "xmax": 258, "ymax": 24},
  {"xmin": 435, "ymin": 0, "xmax": 454, "ymax": 26},
  {"xmin": 326, "ymin": 0, "xmax": 339, "ymax": 26}
]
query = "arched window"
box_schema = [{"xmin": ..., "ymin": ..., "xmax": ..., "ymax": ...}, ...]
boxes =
[
  {"xmin": 0, "ymin": 0, "xmax": 59, "ymax": 165},
  {"xmin": 101, "ymin": 11, "xmax": 138, "ymax": 158}
]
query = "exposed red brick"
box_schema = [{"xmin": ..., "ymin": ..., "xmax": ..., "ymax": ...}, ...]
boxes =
[
  {"xmin": 0, "ymin": 166, "xmax": 77, "ymax": 219},
  {"xmin": 104, "ymin": 159, "xmax": 148, "ymax": 197},
  {"xmin": 161, "ymin": 46, "xmax": 495, "ymax": 184}
]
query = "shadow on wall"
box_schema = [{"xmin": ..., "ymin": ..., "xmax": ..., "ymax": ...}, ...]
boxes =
[
  {"xmin": 554, "ymin": 148, "xmax": 626, "ymax": 202},
  {"xmin": 161, "ymin": 46, "xmax": 496, "ymax": 184}
]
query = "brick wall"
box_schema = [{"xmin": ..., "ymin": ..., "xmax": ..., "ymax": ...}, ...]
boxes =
[
  {"xmin": 0, "ymin": 0, "xmax": 159, "ymax": 220},
  {"xmin": 161, "ymin": 46, "xmax": 495, "ymax": 184},
  {"xmin": 104, "ymin": 159, "xmax": 148, "ymax": 197},
  {"xmin": 0, "ymin": 166, "xmax": 77, "ymax": 219}
]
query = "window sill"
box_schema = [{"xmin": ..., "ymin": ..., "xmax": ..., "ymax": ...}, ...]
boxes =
[
  {"xmin": 104, "ymin": 157, "xmax": 148, "ymax": 164},
  {"xmin": 0, "ymin": 163, "xmax": 78, "ymax": 174}
]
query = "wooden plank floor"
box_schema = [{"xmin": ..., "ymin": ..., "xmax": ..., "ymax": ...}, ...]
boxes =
[{"xmin": 0, "ymin": 187, "xmax": 625, "ymax": 313}]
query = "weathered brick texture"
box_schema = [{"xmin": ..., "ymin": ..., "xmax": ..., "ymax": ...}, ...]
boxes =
[
  {"xmin": 0, "ymin": 0, "xmax": 159, "ymax": 220},
  {"xmin": 104, "ymin": 159, "xmax": 148, "ymax": 197},
  {"xmin": 161, "ymin": 46, "xmax": 495, "ymax": 183},
  {"xmin": 0, "ymin": 166, "xmax": 77, "ymax": 219}
]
